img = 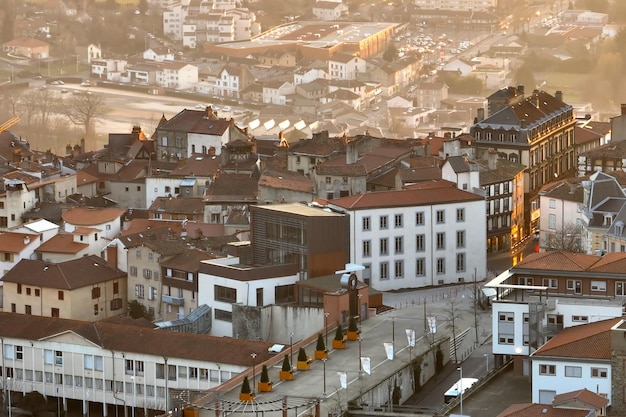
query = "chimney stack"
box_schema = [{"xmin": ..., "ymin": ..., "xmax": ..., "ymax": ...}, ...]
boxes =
[
  {"xmin": 487, "ymin": 149, "xmax": 498, "ymax": 170},
  {"xmin": 517, "ymin": 85, "xmax": 525, "ymax": 96},
  {"xmin": 555, "ymin": 90, "xmax": 563, "ymax": 102}
]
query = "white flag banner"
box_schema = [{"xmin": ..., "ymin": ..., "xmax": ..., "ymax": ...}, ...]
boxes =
[
  {"xmin": 406, "ymin": 328, "xmax": 416, "ymax": 347},
  {"xmin": 338, "ymin": 371, "xmax": 347, "ymax": 389},
  {"xmin": 428, "ymin": 316, "xmax": 437, "ymax": 334},
  {"xmin": 361, "ymin": 357, "xmax": 371, "ymax": 375},
  {"xmin": 383, "ymin": 342, "xmax": 394, "ymax": 360}
]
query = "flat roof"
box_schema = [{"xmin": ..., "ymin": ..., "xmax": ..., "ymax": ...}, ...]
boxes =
[{"xmin": 254, "ymin": 203, "xmax": 344, "ymax": 217}]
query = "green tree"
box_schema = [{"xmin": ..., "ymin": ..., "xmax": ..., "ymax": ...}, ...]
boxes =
[
  {"xmin": 316, "ymin": 333, "xmax": 326, "ymax": 351},
  {"xmin": 128, "ymin": 300, "xmax": 151, "ymax": 320},
  {"xmin": 240, "ymin": 376, "xmax": 251, "ymax": 394}
]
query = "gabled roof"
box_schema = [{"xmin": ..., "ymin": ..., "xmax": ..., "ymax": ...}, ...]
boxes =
[
  {"xmin": 258, "ymin": 169, "xmax": 315, "ymax": 194},
  {"xmin": 160, "ymin": 248, "xmax": 217, "ymax": 272},
  {"xmin": 35, "ymin": 233, "xmax": 88, "ymax": 254},
  {"xmin": 156, "ymin": 109, "xmax": 231, "ymax": 135},
  {"xmin": 552, "ymin": 388, "xmax": 608, "ymax": 409},
  {"xmin": 511, "ymin": 250, "xmax": 600, "ymax": 272},
  {"xmin": 2, "ymin": 255, "xmax": 125, "ymax": 289},
  {"xmin": 0, "ymin": 312, "xmax": 274, "ymax": 366},
  {"xmin": 496, "ymin": 403, "xmax": 590, "ymax": 417},
  {"xmin": 328, "ymin": 179, "xmax": 482, "ymax": 210},
  {"xmin": 0, "ymin": 232, "xmax": 38, "ymax": 253},
  {"xmin": 532, "ymin": 317, "xmax": 619, "ymax": 360},
  {"xmin": 148, "ymin": 197, "xmax": 205, "ymax": 214}
]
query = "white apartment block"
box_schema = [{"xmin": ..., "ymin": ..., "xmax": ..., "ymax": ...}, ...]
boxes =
[
  {"xmin": 327, "ymin": 182, "xmax": 487, "ymax": 291},
  {"xmin": 0, "ymin": 313, "xmax": 271, "ymax": 417}
]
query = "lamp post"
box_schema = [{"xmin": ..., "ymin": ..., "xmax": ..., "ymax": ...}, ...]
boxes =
[
  {"xmin": 324, "ymin": 312, "xmax": 330, "ymax": 348},
  {"xmin": 289, "ymin": 332, "xmax": 294, "ymax": 367},
  {"xmin": 484, "ymin": 353, "xmax": 489, "ymax": 372},
  {"xmin": 7, "ymin": 377, "xmax": 11, "ymax": 417},
  {"xmin": 250, "ymin": 353, "xmax": 257, "ymax": 394},
  {"xmin": 457, "ymin": 367, "xmax": 463, "ymax": 416},
  {"xmin": 358, "ymin": 334, "xmax": 362, "ymax": 373},
  {"xmin": 322, "ymin": 358, "xmax": 327, "ymax": 398},
  {"xmin": 131, "ymin": 376, "xmax": 135, "ymax": 417}
]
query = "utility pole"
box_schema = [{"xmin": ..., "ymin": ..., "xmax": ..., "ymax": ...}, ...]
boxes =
[{"xmin": 474, "ymin": 267, "xmax": 479, "ymax": 345}]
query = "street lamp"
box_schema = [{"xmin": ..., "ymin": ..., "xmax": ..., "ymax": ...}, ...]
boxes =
[
  {"xmin": 484, "ymin": 353, "xmax": 489, "ymax": 372},
  {"xmin": 131, "ymin": 376, "xmax": 135, "ymax": 417},
  {"xmin": 7, "ymin": 377, "xmax": 11, "ymax": 417},
  {"xmin": 322, "ymin": 358, "xmax": 327, "ymax": 398},
  {"xmin": 457, "ymin": 367, "xmax": 463, "ymax": 416},
  {"xmin": 250, "ymin": 353, "xmax": 257, "ymax": 394},
  {"xmin": 289, "ymin": 332, "xmax": 294, "ymax": 367},
  {"xmin": 324, "ymin": 312, "xmax": 330, "ymax": 348},
  {"xmin": 358, "ymin": 334, "xmax": 362, "ymax": 373}
]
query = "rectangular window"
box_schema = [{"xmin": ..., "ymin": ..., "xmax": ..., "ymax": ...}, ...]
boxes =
[
  {"xmin": 572, "ymin": 315, "xmax": 588, "ymax": 322},
  {"xmin": 362, "ymin": 240, "xmax": 371, "ymax": 257},
  {"xmin": 380, "ymin": 215, "xmax": 388, "ymax": 229},
  {"xmin": 215, "ymin": 285, "xmax": 237, "ymax": 303},
  {"xmin": 436, "ymin": 210, "xmax": 445, "ymax": 223},
  {"xmin": 591, "ymin": 367, "xmax": 608, "ymax": 378},
  {"xmin": 549, "ymin": 199, "xmax": 556, "ymax": 209},
  {"xmin": 416, "ymin": 234, "xmax": 425, "ymax": 252},
  {"xmin": 591, "ymin": 280, "xmax": 606, "ymax": 292},
  {"xmin": 394, "ymin": 214, "xmax": 403, "ymax": 228},
  {"xmin": 215, "ymin": 309, "xmax": 233, "ymax": 322},
  {"xmin": 394, "ymin": 236, "xmax": 403, "ymax": 254},
  {"xmin": 380, "ymin": 238, "xmax": 388, "ymax": 256},
  {"xmin": 456, "ymin": 208, "xmax": 464, "ymax": 222},
  {"xmin": 567, "ymin": 279, "xmax": 582, "ymax": 294},
  {"xmin": 436, "ymin": 258, "xmax": 445, "ymax": 274},
  {"xmin": 394, "ymin": 261, "xmax": 403, "ymax": 278},
  {"xmin": 542, "ymin": 278, "xmax": 558, "ymax": 289},
  {"xmin": 539, "ymin": 364, "xmax": 556, "ymax": 376},
  {"xmin": 92, "ymin": 287, "xmax": 101, "ymax": 299},
  {"xmin": 135, "ymin": 284, "xmax": 144, "ymax": 299},
  {"xmin": 380, "ymin": 262, "xmax": 389, "ymax": 280},
  {"xmin": 456, "ymin": 253, "xmax": 465, "ymax": 272},
  {"xmin": 58, "ymin": 291, "xmax": 64, "ymax": 300},
  {"xmin": 564, "ymin": 366, "xmax": 582, "ymax": 378},
  {"xmin": 416, "ymin": 212, "xmax": 424, "ymax": 225},
  {"xmin": 129, "ymin": 266, "xmax": 137, "ymax": 277},
  {"xmin": 362, "ymin": 216, "xmax": 370, "ymax": 231},
  {"xmin": 143, "ymin": 269, "xmax": 152, "ymax": 279},
  {"xmin": 456, "ymin": 231, "xmax": 465, "ymax": 248},
  {"xmin": 416, "ymin": 258, "xmax": 425, "ymax": 276},
  {"xmin": 549, "ymin": 214, "xmax": 556, "ymax": 229},
  {"xmin": 436, "ymin": 232, "xmax": 445, "ymax": 249},
  {"xmin": 499, "ymin": 312, "xmax": 514, "ymax": 322}
]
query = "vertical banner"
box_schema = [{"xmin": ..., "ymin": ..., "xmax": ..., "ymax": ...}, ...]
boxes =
[
  {"xmin": 338, "ymin": 371, "xmax": 347, "ymax": 389},
  {"xmin": 361, "ymin": 357, "xmax": 371, "ymax": 375},
  {"xmin": 428, "ymin": 316, "xmax": 437, "ymax": 334},
  {"xmin": 406, "ymin": 328, "xmax": 416, "ymax": 347},
  {"xmin": 383, "ymin": 342, "xmax": 394, "ymax": 360}
]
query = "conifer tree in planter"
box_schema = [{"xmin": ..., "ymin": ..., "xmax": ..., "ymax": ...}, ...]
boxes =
[
  {"xmin": 332, "ymin": 321, "xmax": 346, "ymax": 349},
  {"xmin": 347, "ymin": 315, "xmax": 360, "ymax": 341},
  {"xmin": 239, "ymin": 376, "xmax": 254, "ymax": 402},
  {"xmin": 314, "ymin": 333, "xmax": 328, "ymax": 360},
  {"xmin": 258, "ymin": 364, "xmax": 272, "ymax": 392},
  {"xmin": 279, "ymin": 354, "xmax": 293, "ymax": 381},
  {"xmin": 296, "ymin": 347, "xmax": 311, "ymax": 370}
]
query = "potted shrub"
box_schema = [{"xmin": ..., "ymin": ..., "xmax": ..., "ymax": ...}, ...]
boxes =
[
  {"xmin": 332, "ymin": 321, "xmax": 346, "ymax": 349},
  {"xmin": 239, "ymin": 376, "xmax": 254, "ymax": 402},
  {"xmin": 296, "ymin": 347, "xmax": 312, "ymax": 370},
  {"xmin": 279, "ymin": 355, "xmax": 293, "ymax": 381},
  {"xmin": 314, "ymin": 333, "xmax": 328, "ymax": 360},
  {"xmin": 347, "ymin": 315, "xmax": 360, "ymax": 341},
  {"xmin": 258, "ymin": 364, "xmax": 272, "ymax": 392}
]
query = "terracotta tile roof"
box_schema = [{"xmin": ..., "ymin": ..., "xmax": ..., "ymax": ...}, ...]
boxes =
[
  {"xmin": 156, "ymin": 109, "xmax": 232, "ymax": 135},
  {"xmin": 532, "ymin": 317, "xmax": 620, "ymax": 359},
  {"xmin": 121, "ymin": 219, "xmax": 184, "ymax": 237},
  {"xmin": 62, "ymin": 207, "xmax": 126, "ymax": 226},
  {"xmin": 80, "ymin": 159, "xmax": 147, "ymax": 182},
  {"xmin": 34, "ymin": 233, "xmax": 89, "ymax": 254},
  {"xmin": 161, "ymin": 248, "xmax": 217, "ymax": 271},
  {"xmin": 3, "ymin": 170, "xmax": 39, "ymax": 185},
  {"xmin": 579, "ymin": 139, "xmax": 626, "ymax": 158},
  {"xmin": 328, "ymin": 179, "xmax": 482, "ymax": 210},
  {"xmin": 2, "ymin": 255, "xmax": 124, "ymax": 289},
  {"xmin": 585, "ymin": 251, "xmax": 626, "ymax": 273},
  {"xmin": 574, "ymin": 125, "xmax": 602, "ymax": 145},
  {"xmin": 76, "ymin": 170, "xmax": 99, "ymax": 186},
  {"xmin": 496, "ymin": 403, "xmax": 590, "ymax": 417},
  {"xmin": 205, "ymin": 173, "xmax": 258, "ymax": 203},
  {"xmin": 258, "ymin": 169, "xmax": 315, "ymax": 193},
  {"xmin": 0, "ymin": 312, "xmax": 275, "ymax": 366},
  {"xmin": 4, "ymin": 37, "xmax": 49, "ymax": 48},
  {"xmin": 512, "ymin": 250, "xmax": 599, "ymax": 272},
  {"xmin": 148, "ymin": 197, "xmax": 205, "ymax": 215},
  {"xmin": 0, "ymin": 232, "xmax": 39, "ymax": 253},
  {"xmin": 552, "ymin": 388, "xmax": 608, "ymax": 409}
]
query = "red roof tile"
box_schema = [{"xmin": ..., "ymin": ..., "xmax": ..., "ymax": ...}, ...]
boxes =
[
  {"xmin": 62, "ymin": 207, "xmax": 126, "ymax": 226},
  {"xmin": 552, "ymin": 388, "xmax": 608, "ymax": 409},
  {"xmin": 35, "ymin": 233, "xmax": 89, "ymax": 254}
]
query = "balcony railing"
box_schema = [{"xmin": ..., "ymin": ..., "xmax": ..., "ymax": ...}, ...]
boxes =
[{"xmin": 162, "ymin": 294, "xmax": 184, "ymax": 306}]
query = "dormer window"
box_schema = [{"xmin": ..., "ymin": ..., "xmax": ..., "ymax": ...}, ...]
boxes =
[
  {"xmin": 616, "ymin": 221, "xmax": 624, "ymax": 236},
  {"xmin": 604, "ymin": 215, "xmax": 613, "ymax": 227}
]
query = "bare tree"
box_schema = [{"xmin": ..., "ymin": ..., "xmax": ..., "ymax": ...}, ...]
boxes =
[
  {"xmin": 62, "ymin": 92, "xmax": 109, "ymax": 137},
  {"xmin": 0, "ymin": 89, "xmax": 21, "ymax": 119},
  {"xmin": 541, "ymin": 223, "xmax": 584, "ymax": 253},
  {"xmin": 442, "ymin": 299, "xmax": 465, "ymax": 364}
]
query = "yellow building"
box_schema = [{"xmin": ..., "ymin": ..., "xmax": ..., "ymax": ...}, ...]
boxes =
[{"xmin": 2, "ymin": 255, "xmax": 126, "ymax": 321}]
